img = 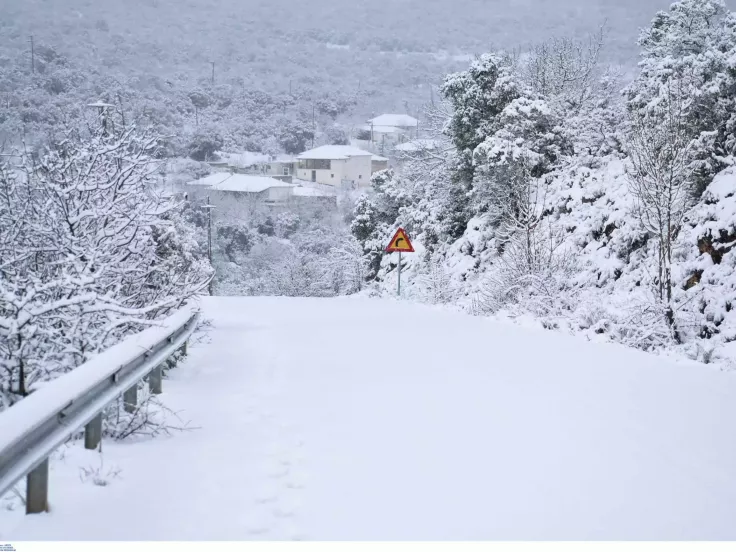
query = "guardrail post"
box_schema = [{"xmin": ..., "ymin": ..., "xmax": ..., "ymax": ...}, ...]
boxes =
[
  {"xmin": 179, "ymin": 340, "xmax": 188, "ymax": 357},
  {"xmin": 84, "ymin": 413, "xmax": 103, "ymax": 450},
  {"xmin": 26, "ymin": 458, "xmax": 49, "ymax": 514},
  {"xmin": 149, "ymin": 365, "xmax": 163, "ymax": 395},
  {"xmin": 123, "ymin": 384, "xmax": 137, "ymax": 413}
]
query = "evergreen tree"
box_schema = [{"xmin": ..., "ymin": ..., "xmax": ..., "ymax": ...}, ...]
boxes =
[{"xmin": 625, "ymin": 0, "xmax": 736, "ymax": 193}]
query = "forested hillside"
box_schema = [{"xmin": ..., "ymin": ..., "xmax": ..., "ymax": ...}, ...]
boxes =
[{"xmin": 0, "ymin": 0, "xmax": 715, "ymax": 154}]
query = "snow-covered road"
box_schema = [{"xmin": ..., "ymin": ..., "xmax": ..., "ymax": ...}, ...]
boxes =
[{"xmin": 4, "ymin": 296, "xmax": 736, "ymax": 540}]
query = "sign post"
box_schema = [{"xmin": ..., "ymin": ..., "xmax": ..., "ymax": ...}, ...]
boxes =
[
  {"xmin": 398, "ymin": 250, "xmax": 402, "ymax": 296},
  {"xmin": 385, "ymin": 227, "xmax": 415, "ymax": 297}
]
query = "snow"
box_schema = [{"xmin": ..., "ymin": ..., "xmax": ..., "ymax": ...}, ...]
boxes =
[
  {"xmin": 292, "ymin": 186, "xmax": 335, "ymax": 197},
  {"xmin": 86, "ymin": 102, "xmax": 115, "ymax": 109},
  {"xmin": 0, "ymin": 304, "xmax": 198, "ymax": 456},
  {"xmin": 361, "ymin": 124, "xmax": 403, "ymax": 134},
  {"xmin": 269, "ymin": 154, "xmax": 297, "ymax": 163},
  {"xmin": 186, "ymin": 173, "xmax": 294, "ymax": 193},
  {"xmin": 394, "ymin": 139, "xmax": 442, "ymax": 152},
  {"xmin": 3, "ymin": 296, "xmax": 736, "ymax": 540},
  {"xmin": 367, "ymin": 114, "xmax": 419, "ymax": 128},
  {"xmin": 217, "ymin": 151, "xmax": 270, "ymax": 168},
  {"xmin": 297, "ymin": 145, "xmax": 373, "ymax": 160},
  {"xmin": 371, "ymin": 154, "xmax": 389, "ymax": 162}
]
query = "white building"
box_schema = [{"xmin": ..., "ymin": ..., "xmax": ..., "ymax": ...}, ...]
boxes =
[
  {"xmin": 363, "ymin": 114, "xmax": 419, "ymax": 148},
  {"xmin": 371, "ymin": 154, "xmax": 389, "ymax": 173},
  {"xmin": 296, "ymin": 145, "xmax": 373, "ymax": 188},
  {"xmin": 259, "ymin": 154, "xmax": 297, "ymax": 179},
  {"xmin": 183, "ymin": 173, "xmax": 336, "ymax": 215},
  {"xmin": 185, "ymin": 173, "xmax": 295, "ymax": 203}
]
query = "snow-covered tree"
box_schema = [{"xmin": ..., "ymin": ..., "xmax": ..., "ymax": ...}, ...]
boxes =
[
  {"xmin": 0, "ymin": 114, "xmax": 210, "ymax": 409},
  {"xmin": 349, "ymin": 170, "xmax": 414, "ymax": 281},
  {"xmin": 521, "ymin": 27, "xmax": 606, "ymax": 114},
  {"xmin": 626, "ymin": 80, "xmax": 695, "ymax": 340},
  {"xmin": 625, "ymin": 0, "xmax": 736, "ymax": 193},
  {"xmin": 441, "ymin": 53, "xmax": 521, "ymax": 185}
]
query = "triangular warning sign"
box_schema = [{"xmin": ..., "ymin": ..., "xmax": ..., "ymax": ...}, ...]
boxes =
[{"xmin": 385, "ymin": 227, "xmax": 414, "ymax": 253}]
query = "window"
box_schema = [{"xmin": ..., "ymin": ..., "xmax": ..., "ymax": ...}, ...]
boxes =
[
  {"xmin": 359, "ymin": 175, "xmax": 362, "ymax": 179},
  {"xmin": 283, "ymin": 166, "xmax": 290, "ymax": 176},
  {"xmin": 331, "ymin": 173, "xmax": 334, "ymax": 178},
  {"xmin": 298, "ymin": 159, "xmax": 330, "ymax": 170}
]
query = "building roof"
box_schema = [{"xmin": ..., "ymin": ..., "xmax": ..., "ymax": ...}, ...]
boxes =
[
  {"xmin": 297, "ymin": 145, "xmax": 373, "ymax": 160},
  {"xmin": 367, "ymin": 114, "xmax": 419, "ymax": 128},
  {"xmin": 372, "ymin": 155, "xmax": 389, "ymax": 162},
  {"xmin": 186, "ymin": 173, "xmax": 294, "ymax": 193}
]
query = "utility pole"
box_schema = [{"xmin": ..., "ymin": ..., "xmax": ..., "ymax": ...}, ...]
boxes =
[
  {"xmin": 211, "ymin": 62, "xmax": 215, "ymax": 86},
  {"xmin": 289, "ymin": 80, "xmax": 292, "ymax": 96},
  {"xmin": 397, "ymin": 251, "xmax": 402, "ymax": 297},
  {"xmin": 311, "ymin": 104, "xmax": 315, "ymax": 149},
  {"xmin": 206, "ymin": 195, "xmax": 214, "ymax": 296},
  {"xmin": 29, "ymin": 35, "xmax": 35, "ymax": 74},
  {"xmin": 207, "ymin": 195, "xmax": 212, "ymax": 262}
]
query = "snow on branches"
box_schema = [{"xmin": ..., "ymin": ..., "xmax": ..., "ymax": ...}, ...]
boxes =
[{"xmin": 0, "ymin": 114, "xmax": 211, "ymax": 410}]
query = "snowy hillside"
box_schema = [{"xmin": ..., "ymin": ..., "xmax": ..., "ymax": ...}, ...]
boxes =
[
  {"xmin": 2, "ymin": 296, "xmax": 735, "ymax": 540},
  {"xmin": 3, "ymin": 0, "xmax": 731, "ymax": 150},
  {"xmin": 352, "ymin": 0, "xmax": 736, "ymax": 370}
]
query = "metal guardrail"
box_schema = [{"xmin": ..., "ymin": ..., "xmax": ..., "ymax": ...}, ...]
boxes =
[{"xmin": 0, "ymin": 304, "xmax": 200, "ymax": 514}]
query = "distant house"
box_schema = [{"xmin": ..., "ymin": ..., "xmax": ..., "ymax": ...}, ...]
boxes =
[
  {"xmin": 371, "ymin": 154, "xmax": 389, "ymax": 173},
  {"xmin": 184, "ymin": 173, "xmax": 336, "ymax": 213},
  {"xmin": 206, "ymin": 160, "xmax": 231, "ymax": 172},
  {"xmin": 296, "ymin": 145, "xmax": 374, "ymax": 188},
  {"xmin": 258, "ymin": 154, "xmax": 297, "ymax": 181},
  {"xmin": 205, "ymin": 152, "xmax": 297, "ymax": 182},
  {"xmin": 363, "ymin": 114, "xmax": 419, "ymax": 147},
  {"xmin": 185, "ymin": 173, "xmax": 295, "ymax": 203}
]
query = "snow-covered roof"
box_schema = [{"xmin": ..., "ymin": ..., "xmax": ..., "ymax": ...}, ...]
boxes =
[
  {"xmin": 367, "ymin": 114, "xmax": 419, "ymax": 128},
  {"xmin": 297, "ymin": 145, "xmax": 373, "ymax": 160},
  {"xmin": 394, "ymin": 139, "xmax": 441, "ymax": 152},
  {"xmin": 187, "ymin": 173, "xmax": 294, "ymax": 193},
  {"xmin": 372, "ymin": 155, "xmax": 389, "ymax": 162}
]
